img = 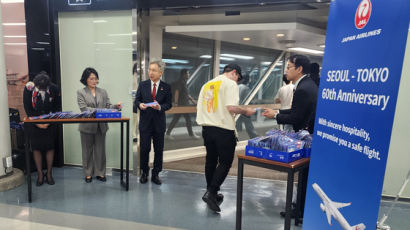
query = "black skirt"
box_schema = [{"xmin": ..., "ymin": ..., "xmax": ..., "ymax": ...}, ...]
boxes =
[{"xmin": 30, "ymin": 124, "xmax": 56, "ymax": 152}]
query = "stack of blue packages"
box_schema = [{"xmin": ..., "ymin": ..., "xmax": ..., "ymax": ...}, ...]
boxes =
[
  {"xmin": 246, "ymin": 133, "xmax": 305, "ymax": 163},
  {"xmin": 265, "ymin": 129, "xmax": 313, "ymax": 157},
  {"xmin": 29, "ymin": 111, "xmax": 96, "ymax": 120}
]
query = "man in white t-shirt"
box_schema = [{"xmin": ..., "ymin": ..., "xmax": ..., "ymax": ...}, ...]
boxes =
[
  {"xmin": 274, "ymin": 75, "xmax": 294, "ymax": 131},
  {"xmin": 196, "ymin": 63, "xmax": 256, "ymax": 212}
]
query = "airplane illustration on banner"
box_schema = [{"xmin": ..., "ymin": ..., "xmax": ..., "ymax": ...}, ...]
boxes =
[{"xmin": 312, "ymin": 183, "xmax": 366, "ymax": 230}]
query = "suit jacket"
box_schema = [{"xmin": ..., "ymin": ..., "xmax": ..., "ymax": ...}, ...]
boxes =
[
  {"xmin": 134, "ymin": 80, "xmax": 172, "ymax": 133},
  {"xmin": 77, "ymin": 87, "xmax": 118, "ymax": 134},
  {"xmin": 276, "ymin": 76, "xmax": 318, "ymax": 134}
]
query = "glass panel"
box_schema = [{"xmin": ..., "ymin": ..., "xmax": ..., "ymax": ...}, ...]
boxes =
[
  {"xmin": 59, "ymin": 10, "xmax": 133, "ymax": 168},
  {"xmin": 162, "ymin": 32, "xmax": 214, "ymax": 150},
  {"xmin": 220, "ymin": 41, "xmax": 283, "ymax": 141},
  {"xmin": 2, "ymin": 2, "xmax": 29, "ymax": 121}
]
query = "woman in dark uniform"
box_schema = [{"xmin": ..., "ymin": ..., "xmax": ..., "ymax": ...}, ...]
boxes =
[{"xmin": 23, "ymin": 72, "xmax": 61, "ymax": 186}]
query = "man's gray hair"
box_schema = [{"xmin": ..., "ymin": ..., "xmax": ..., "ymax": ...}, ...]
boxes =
[{"xmin": 149, "ymin": 60, "xmax": 166, "ymax": 73}]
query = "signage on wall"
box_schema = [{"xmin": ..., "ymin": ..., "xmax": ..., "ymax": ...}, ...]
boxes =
[
  {"xmin": 302, "ymin": 0, "xmax": 410, "ymax": 230},
  {"xmin": 68, "ymin": 0, "xmax": 92, "ymax": 6}
]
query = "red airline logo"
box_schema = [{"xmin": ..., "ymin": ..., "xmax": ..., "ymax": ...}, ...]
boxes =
[{"xmin": 355, "ymin": 0, "xmax": 372, "ymax": 29}]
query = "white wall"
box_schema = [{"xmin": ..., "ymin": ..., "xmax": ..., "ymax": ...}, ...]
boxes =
[
  {"xmin": 383, "ymin": 26, "xmax": 410, "ymax": 198},
  {"xmin": 59, "ymin": 10, "xmax": 133, "ymax": 169}
]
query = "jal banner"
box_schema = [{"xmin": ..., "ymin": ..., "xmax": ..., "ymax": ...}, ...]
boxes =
[{"xmin": 303, "ymin": 1, "xmax": 410, "ymax": 230}]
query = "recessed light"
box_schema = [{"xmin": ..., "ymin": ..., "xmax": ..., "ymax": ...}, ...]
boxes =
[
  {"xmin": 4, "ymin": 35, "xmax": 26, "ymax": 38},
  {"xmin": 1, "ymin": 0, "xmax": 24, "ymax": 3},
  {"xmin": 319, "ymin": 44, "xmax": 325, "ymax": 48},
  {"xmin": 2, "ymin": 23, "xmax": 25, "ymax": 26},
  {"xmin": 243, "ymin": 37, "xmax": 251, "ymax": 41},
  {"xmin": 288, "ymin": 47, "xmax": 324, "ymax": 55},
  {"xmin": 171, "ymin": 46, "xmax": 177, "ymax": 50},
  {"xmin": 276, "ymin": 33, "xmax": 285, "ymax": 37}
]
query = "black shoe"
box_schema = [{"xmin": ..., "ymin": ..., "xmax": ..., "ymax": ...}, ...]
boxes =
[
  {"xmin": 151, "ymin": 175, "xmax": 162, "ymax": 185},
  {"xmin": 45, "ymin": 173, "xmax": 55, "ymax": 185},
  {"xmin": 216, "ymin": 193, "xmax": 224, "ymax": 203},
  {"xmin": 140, "ymin": 173, "xmax": 148, "ymax": 184},
  {"xmin": 280, "ymin": 209, "xmax": 298, "ymax": 218},
  {"xmin": 36, "ymin": 174, "xmax": 44, "ymax": 187},
  {"xmin": 133, "ymin": 138, "xmax": 138, "ymax": 143},
  {"xmin": 85, "ymin": 176, "xmax": 92, "ymax": 183},
  {"xmin": 202, "ymin": 191, "xmax": 221, "ymax": 212},
  {"xmin": 96, "ymin": 176, "xmax": 107, "ymax": 182}
]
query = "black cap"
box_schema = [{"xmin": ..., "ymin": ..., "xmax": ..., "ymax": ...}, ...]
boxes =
[{"xmin": 223, "ymin": 63, "xmax": 243, "ymax": 81}]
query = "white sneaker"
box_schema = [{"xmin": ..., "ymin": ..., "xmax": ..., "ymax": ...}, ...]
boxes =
[
  {"xmin": 165, "ymin": 134, "xmax": 175, "ymax": 140},
  {"xmin": 190, "ymin": 134, "xmax": 201, "ymax": 139}
]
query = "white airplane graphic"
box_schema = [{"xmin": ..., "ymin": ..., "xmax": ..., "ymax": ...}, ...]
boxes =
[{"xmin": 312, "ymin": 183, "xmax": 366, "ymax": 230}]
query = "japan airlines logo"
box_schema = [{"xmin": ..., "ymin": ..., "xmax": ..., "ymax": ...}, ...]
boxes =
[{"xmin": 355, "ymin": 0, "xmax": 372, "ymax": 29}]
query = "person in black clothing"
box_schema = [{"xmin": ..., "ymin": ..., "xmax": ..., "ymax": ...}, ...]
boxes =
[
  {"xmin": 23, "ymin": 72, "xmax": 61, "ymax": 186},
  {"xmin": 165, "ymin": 69, "xmax": 199, "ymax": 139},
  {"xmin": 310, "ymin": 62, "xmax": 320, "ymax": 87},
  {"xmin": 262, "ymin": 55, "xmax": 318, "ymax": 221}
]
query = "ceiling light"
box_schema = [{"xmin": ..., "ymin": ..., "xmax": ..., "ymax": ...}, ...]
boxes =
[
  {"xmin": 1, "ymin": 0, "xmax": 24, "ymax": 3},
  {"xmin": 221, "ymin": 53, "xmax": 254, "ymax": 60},
  {"xmin": 319, "ymin": 44, "xmax": 325, "ymax": 48},
  {"xmin": 288, "ymin": 47, "xmax": 324, "ymax": 55},
  {"xmin": 93, "ymin": 20, "xmax": 107, "ymax": 23},
  {"xmin": 2, "ymin": 23, "xmax": 25, "ymax": 26},
  {"xmin": 162, "ymin": 59, "xmax": 189, "ymax": 64},
  {"xmin": 276, "ymin": 33, "xmax": 285, "ymax": 37},
  {"xmin": 4, "ymin": 35, "xmax": 26, "ymax": 38},
  {"xmin": 220, "ymin": 57, "xmax": 235, "ymax": 61},
  {"xmin": 171, "ymin": 46, "xmax": 177, "ymax": 50},
  {"xmin": 4, "ymin": 43, "xmax": 26, "ymax": 45},
  {"xmin": 200, "ymin": 55, "xmax": 212, "ymax": 59},
  {"xmin": 242, "ymin": 37, "xmax": 251, "ymax": 41}
]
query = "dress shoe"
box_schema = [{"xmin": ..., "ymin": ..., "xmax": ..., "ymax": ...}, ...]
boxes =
[
  {"xmin": 45, "ymin": 173, "xmax": 55, "ymax": 185},
  {"xmin": 151, "ymin": 175, "xmax": 162, "ymax": 185},
  {"xmin": 280, "ymin": 209, "xmax": 299, "ymax": 218},
  {"xmin": 202, "ymin": 191, "xmax": 221, "ymax": 212},
  {"xmin": 96, "ymin": 176, "xmax": 107, "ymax": 182},
  {"xmin": 140, "ymin": 173, "xmax": 148, "ymax": 184},
  {"xmin": 85, "ymin": 176, "xmax": 92, "ymax": 183},
  {"xmin": 36, "ymin": 174, "xmax": 44, "ymax": 186},
  {"xmin": 216, "ymin": 193, "xmax": 224, "ymax": 203}
]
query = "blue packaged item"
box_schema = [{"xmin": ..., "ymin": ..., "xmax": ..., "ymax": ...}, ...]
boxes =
[
  {"xmin": 245, "ymin": 145, "xmax": 265, "ymax": 158},
  {"xmin": 263, "ymin": 149, "xmax": 304, "ymax": 163},
  {"xmin": 96, "ymin": 109, "xmax": 121, "ymax": 119}
]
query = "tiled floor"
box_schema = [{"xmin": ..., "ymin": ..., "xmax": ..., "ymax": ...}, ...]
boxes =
[{"xmin": 0, "ymin": 167, "xmax": 408, "ymax": 230}]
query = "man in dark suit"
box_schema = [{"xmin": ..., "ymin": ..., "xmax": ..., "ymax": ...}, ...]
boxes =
[
  {"xmin": 134, "ymin": 60, "xmax": 172, "ymax": 185},
  {"xmin": 262, "ymin": 54, "xmax": 318, "ymax": 221}
]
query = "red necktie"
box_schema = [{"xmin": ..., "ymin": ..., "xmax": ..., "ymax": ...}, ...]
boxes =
[{"xmin": 152, "ymin": 83, "xmax": 157, "ymax": 100}]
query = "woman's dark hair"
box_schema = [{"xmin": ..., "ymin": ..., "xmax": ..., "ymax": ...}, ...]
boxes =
[
  {"xmin": 282, "ymin": 74, "xmax": 290, "ymax": 84},
  {"xmin": 33, "ymin": 71, "xmax": 50, "ymax": 90},
  {"xmin": 178, "ymin": 69, "xmax": 189, "ymax": 81},
  {"xmin": 310, "ymin": 63, "xmax": 320, "ymax": 75},
  {"xmin": 239, "ymin": 74, "xmax": 250, "ymax": 85},
  {"xmin": 80, "ymin": 67, "xmax": 99, "ymax": 86}
]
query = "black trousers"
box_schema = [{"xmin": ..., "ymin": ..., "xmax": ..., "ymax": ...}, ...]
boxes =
[
  {"xmin": 140, "ymin": 129, "xmax": 164, "ymax": 175},
  {"xmin": 202, "ymin": 126, "xmax": 237, "ymax": 193}
]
